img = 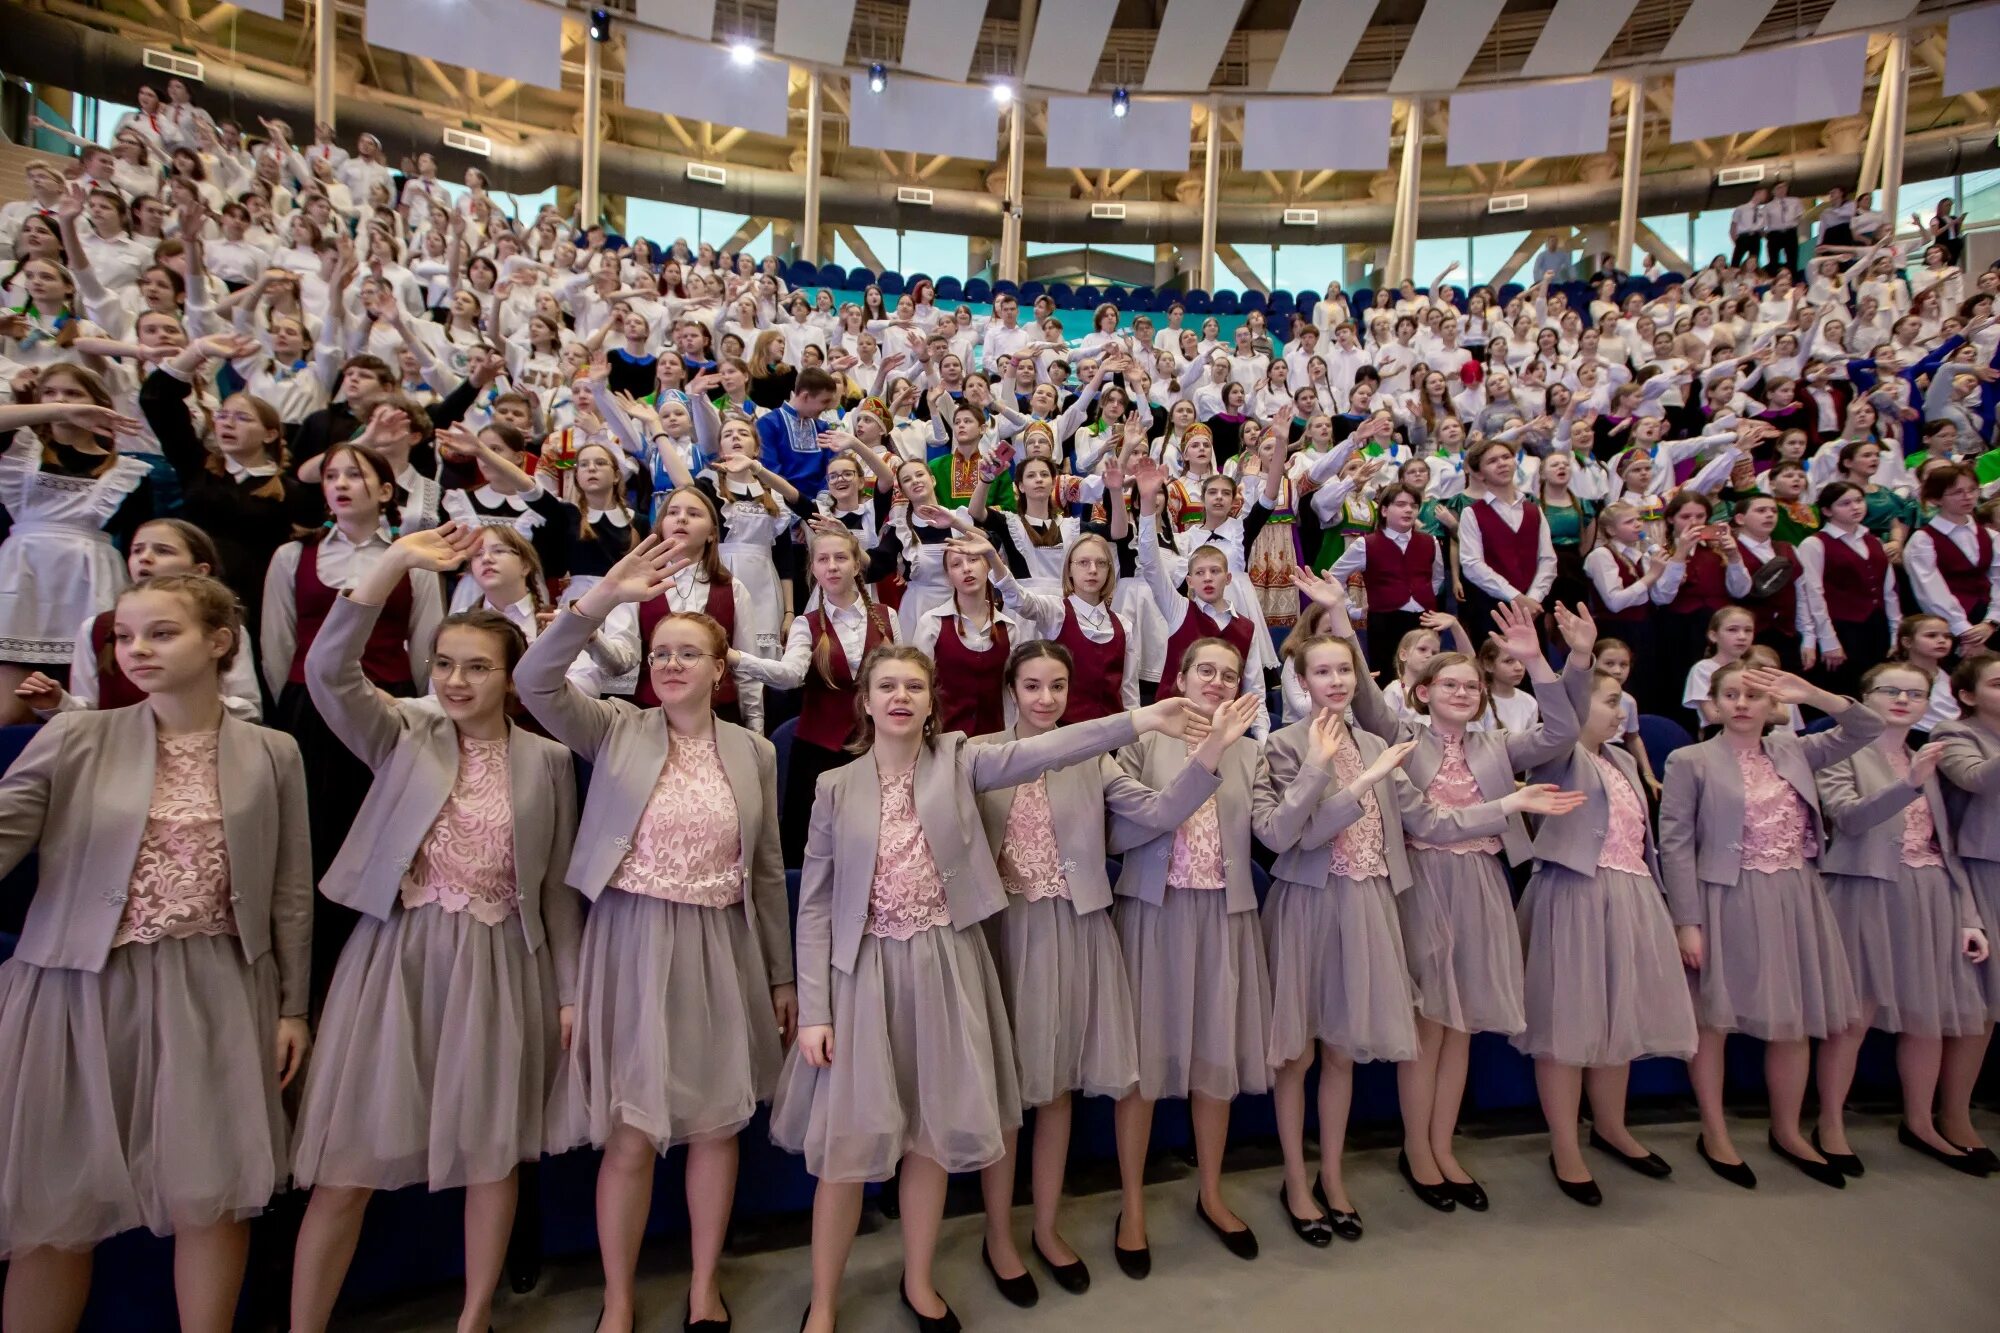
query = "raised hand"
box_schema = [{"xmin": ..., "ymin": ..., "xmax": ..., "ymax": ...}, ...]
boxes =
[
  {"xmin": 1303, "ymin": 705, "xmax": 1343, "ymax": 768},
  {"xmin": 1487, "ymin": 600, "xmax": 1545, "ymax": 662},
  {"xmin": 388, "ymin": 521, "xmax": 482, "ymax": 573},
  {"xmin": 61, "ymin": 403, "xmax": 144, "ymax": 437},
  {"xmin": 1360, "ymin": 737, "xmax": 1419, "ymax": 785},
  {"xmin": 1136, "ymin": 693, "xmax": 1197, "ymax": 741},
  {"xmin": 1909, "ymin": 740, "xmax": 1946, "ymax": 789},
  {"xmin": 1551, "ymin": 602, "xmax": 1598, "ymax": 661},
  {"xmin": 1502, "ymin": 783, "xmax": 1588, "ymax": 817},
  {"xmin": 576, "ymin": 533, "xmax": 683, "ymax": 614},
  {"xmin": 1193, "ymin": 691, "xmax": 1259, "ymax": 760},
  {"xmin": 1739, "ymin": 667, "xmax": 1816, "ymax": 706},
  {"xmin": 13, "ymin": 671, "xmax": 63, "ymax": 710},
  {"xmin": 1291, "ymin": 565, "xmax": 1350, "ymax": 613}
]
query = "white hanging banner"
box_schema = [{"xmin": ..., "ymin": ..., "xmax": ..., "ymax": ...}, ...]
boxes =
[
  {"xmin": 1669, "ymin": 35, "xmax": 1867, "ymax": 143},
  {"xmin": 1945, "ymin": 5, "xmax": 2000, "ymax": 98},
  {"xmin": 623, "ymin": 27, "xmax": 792, "ymax": 139},
  {"xmin": 365, "ymin": 0, "xmax": 565, "ymax": 91},
  {"xmin": 846, "ymin": 78, "xmax": 1001, "ymax": 162},
  {"xmin": 1446, "ymin": 79, "xmax": 1612, "ymax": 166},
  {"xmin": 1044, "ymin": 97, "xmax": 1192, "ymax": 172},
  {"xmin": 1240, "ymin": 98, "xmax": 1392, "ymax": 171}
]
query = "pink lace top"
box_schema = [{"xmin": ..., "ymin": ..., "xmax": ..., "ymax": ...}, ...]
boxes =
[
  {"xmin": 999, "ymin": 776, "xmax": 1072, "ymax": 902},
  {"xmin": 400, "ymin": 736, "xmax": 519, "ymax": 925},
  {"xmin": 1736, "ymin": 746, "xmax": 1817, "ymax": 873},
  {"xmin": 1408, "ymin": 733, "xmax": 1504, "ymax": 855},
  {"xmin": 1888, "ymin": 750, "xmax": 1946, "ymax": 870},
  {"xmin": 1326, "ymin": 735, "xmax": 1388, "ymax": 881},
  {"xmin": 1594, "ymin": 752, "xmax": 1650, "ymax": 875},
  {"xmin": 866, "ymin": 770, "xmax": 953, "ymax": 939},
  {"xmin": 610, "ymin": 735, "xmax": 745, "ymax": 908},
  {"xmin": 1168, "ymin": 795, "xmax": 1226, "ymax": 890},
  {"xmin": 115, "ymin": 732, "xmax": 235, "ymax": 948}
]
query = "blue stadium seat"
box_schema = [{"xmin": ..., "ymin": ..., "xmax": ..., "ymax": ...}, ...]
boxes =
[
  {"xmin": 1211, "ymin": 290, "xmax": 1240, "ymax": 315},
  {"xmin": 817, "ymin": 263, "xmax": 848, "ymax": 288},
  {"xmin": 1046, "ymin": 281, "xmax": 1074, "ymax": 308},
  {"xmin": 772, "ymin": 716, "xmax": 797, "ymax": 812},
  {"xmin": 1018, "ymin": 281, "xmax": 1045, "ymax": 302},
  {"xmin": 1637, "ymin": 714, "xmax": 1692, "ymax": 772},
  {"xmin": 988, "ymin": 279, "xmax": 1016, "ymax": 299},
  {"xmin": 1072, "ymin": 284, "xmax": 1101, "ymax": 307},
  {"xmin": 1239, "ymin": 289, "xmax": 1266, "ymax": 312},
  {"xmin": 1805, "ymin": 714, "xmax": 1838, "ymax": 735},
  {"xmin": 876, "ymin": 270, "xmax": 904, "ymax": 296},
  {"xmin": 1498, "ymin": 283, "xmax": 1525, "ymax": 304},
  {"xmin": 1268, "ymin": 290, "xmax": 1294, "ymax": 317},
  {"xmin": 964, "ymin": 278, "xmax": 992, "ymax": 303},
  {"xmin": 1182, "ymin": 289, "xmax": 1210, "ymax": 313},
  {"xmin": 1293, "ymin": 289, "xmax": 1320, "ymax": 313},
  {"xmin": 934, "ymin": 275, "xmax": 963, "ymax": 301},
  {"xmin": 785, "ymin": 260, "xmax": 819, "ymax": 287},
  {"xmin": 1129, "ymin": 286, "xmax": 1156, "ymax": 312},
  {"xmin": 847, "ymin": 267, "xmax": 877, "ymax": 290},
  {"xmin": 1352, "ymin": 288, "xmax": 1374, "ymax": 311}
]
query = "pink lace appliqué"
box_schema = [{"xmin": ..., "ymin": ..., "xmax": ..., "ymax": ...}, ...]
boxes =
[
  {"xmin": 1408, "ymin": 733, "xmax": 1504, "ymax": 856},
  {"xmin": 866, "ymin": 770, "xmax": 953, "ymax": 939},
  {"xmin": 1736, "ymin": 746, "xmax": 1817, "ymax": 873},
  {"xmin": 400, "ymin": 736, "xmax": 520, "ymax": 925},
  {"xmin": 1888, "ymin": 750, "xmax": 1946, "ymax": 870},
  {"xmin": 1327, "ymin": 735, "xmax": 1388, "ymax": 880},
  {"xmin": 610, "ymin": 735, "xmax": 745, "ymax": 908},
  {"xmin": 115, "ymin": 732, "xmax": 235, "ymax": 948},
  {"xmin": 999, "ymin": 776, "xmax": 1072, "ymax": 902},
  {"xmin": 1167, "ymin": 794, "xmax": 1226, "ymax": 890},
  {"xmin": 1594, "ymin": 752, "xmax": 1651, "ymax": 875}
]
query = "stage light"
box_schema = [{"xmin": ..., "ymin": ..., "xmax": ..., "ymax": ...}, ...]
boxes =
[
  {"xmin": 730, "ymin": 42, "xmax": 756, "ymax": 66},
  {"xmin": 1112, "ymin": 87, "xmax": 1129, "ymax": 118},
  {"xmin": 588, "ymin": 8, "xmax": 610, "ymax": 42},
  {"xmin": 869, "ymin": 62, "xmax": 887, "ymax": 93},
  {"xmin": 991, "ymin": 83, "xmax": 1014, "ymax": 105}
]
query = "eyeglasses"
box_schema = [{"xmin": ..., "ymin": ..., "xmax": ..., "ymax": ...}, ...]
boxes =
[
  {"xmin": 1868, "ymin": 685, "xmax": 1928, "ymax": 701},
  {"xmin": 648, "ymin": 647, "xmax": 716, "ymax": 667},
  {"xmin": 432, "ymin": 660, "xmax": 499, "ymax": 684},
  {"xmin": 1189, "ymin": 663, "xmax": 1242, "ymax": 686},
  {"xmin": 1430, "ymin": 680, "xmax": 1483, "ymax": 696}
]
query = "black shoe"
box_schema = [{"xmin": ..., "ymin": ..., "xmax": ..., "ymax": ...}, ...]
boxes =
[
  {"xmin": 1696, "ymin": 1135, "xmax": 1757, "ymax": 1190},
  {"xmin": 897, "ymin": 1277, "xmax": 961, "ymax": 1333},
  {"xmin": 685, "ymin": 1294, "xmax": 732, "ymax": 1331},
  {"xmin": 1900, "ymin": 1122, "xmax": 1993, "ymax": 1176},
  {"xmin": 1443, "ymin": 1176, "xmax": 1489, "ymax": 1212},
  {"xmin": 1277, "ymin": 1184, "xmax": 1332, "ymax": 1248},
  {"xmin": 1397, "ymin": 1150, "xmax": 1458, "ymax": 1212},
  {"xmin": 1811, "ymin": 1130, "xmax": 1865, "ymax": 1179},
  {"xmin": 981, "ymin": 1243, "xmax": 1039, "ymax": 1308},
  {"xmin": 1310, "ymin": 1178, "xmax": 1364, "ymax": 1242},
  {"xmin": 1031, "ymin": 1234, "xmax": 1090, "ymax": 1294},
  {"xmin": 1195, "ymin": 1196, "xmax": 1259, "ymax": 1260},
  {"xmin": 1112, "ymin": 1213, "xmax": 1150, "ymax": 1280},
  {"xmin": 1549, "ymin": 1155, "xmax": 1602, "ymax": 1207},
  {"xmin": 1767, "ymin": 1131, "xmax": 1846, "ymax": 1189},
  {"xmin": 1589, "ymin": 1129, "xmax": 1672, "ymax": 1179},
  {"xmin": 1946, "ymin": 1141, "xmax": 2000, "ymax": 1174}
]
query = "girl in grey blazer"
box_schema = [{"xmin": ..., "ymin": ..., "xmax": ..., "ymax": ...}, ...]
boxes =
[
  {"xmin": 288, "ymin": 526, "xmax": 581, "ymax": 1333},
  {"xmin": 771, "ymin": 642, "xmax": 1191, "ymax": 1333},
  {"xmin": 0, "ymin": 574, "xmax": 310, "ymax": 1333},
  {"xmin": 1658, "ymin": 662, "xmax": 1879, "ymax": 1191},
  {"xmin": 1934, "ymin": 652, "xmax": 2000, "ymax": 1170}
]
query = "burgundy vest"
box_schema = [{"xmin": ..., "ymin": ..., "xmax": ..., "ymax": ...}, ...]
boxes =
[
  {"xmin": 1926, "ymin": 522, "xmax": 1994, "ymax": 621},
  {"xmin": 636, "ymin": 578, "xmax": 739, "ymax": 711},
  {"xmin": 794, "ymin": 602, "xmax": 892, "ymax": 750},
  {"xmin": 1667, "ymin": 545, "xmax": 1732, "ymax": 616},
  {"xmin": 931, "ymin": 614, "xmax": 1009, "ymax": 737},
  {"xmin": 1742, "ymin": 540, "xmax": 1800, "ymax": 637},
  {"xmin": 88, "ymin": 610, "xmax": 147, "ymax": 711},
  {"xmin": 1053, "ymin": 600, "xmax": 1126, "ymax": 724},
  {"xmin": 1592, "ymin": 547, "xmax": 1649, "ymax": 625},
  {"xmin": 289, "ymin": 538, "xmax": 414, "ymax": 686},
  {"xmin": 1361, "ymin": 530, "xmax": 1439, "ymax": 612},
  {"xmin": 1471, "ymin": 500, "xmax": 1543, "ymax": 596},
  {"xmin": 1158, "ymin": 601, "xmax": 1256, "ymax": 702},
  {"xmin": 1813, "ymin": 528, "xmax": 1890, "ymax": 624}
]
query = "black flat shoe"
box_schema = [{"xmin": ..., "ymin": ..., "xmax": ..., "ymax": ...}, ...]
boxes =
[
  {"xmin": 1900, "ymin": 1122, "xmax": 1993, "ymax": 1176},
  {"xmin": 1443, "ymin": 1176, "xmax": 1489, "ymax": 1212},
  {"xmin": 1277, "ymin": 1185, "xmax": 1332, "ymax": 1248},
  {"xmin": 1549, "ymin": 1155, "xmax": 1602, "ymax": 1207},
  {"xmin": 981, "ymin": 1242, "xmax": 1040, "ymax": 1308},
  {"xmin": 1195, "ymin": 1197, "xmax": 1259, "ymax": 1260},
  {"xmin": 685, "ymin": 1293, "xmax": 732, "ymax": 1330},
  {"xmin": 1031, "ymin": 1235, "xmax": 1090, "ymax": 1294},
  {"xmin": 1767, "ymin": 1131, "xmax": 1846, "ymax": 1189},
  {"xmin": 1112, "ymin": 1213, "xmax": 1150, "ymax": 1280},
  {"xmin": 1946, "ymin": 1141, "xmax": 2000, "ymax": 1174},
  {"xmin": 1811, "ymin": 1130, "xmax": 1865, "ymax": 1179},
  {"xmin": 1589, "ymin": 1129, "xmax": 1672, "ymax": 1179},
  {"xmin": 1310, "ymin": 1178, "xmax": 1364, "ymax": 1241},
  {"xmin": 1397, "ymin": 1150, "xmax": 1457, "ymax": 1212},
  {"xmin": 898, "ymin": 1277, "xmax": 961, "ymax": 1333},
  {"xmin": 1696, "ymin": 1135, "xmax": 1757, "ymax": 1190}
]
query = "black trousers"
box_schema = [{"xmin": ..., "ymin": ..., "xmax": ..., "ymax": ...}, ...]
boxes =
[
  {"xmin": 1729, "ymin": 232, "xmax": 1763, "ymax": 270},
  {"xmin": 1365, "ymin": 608, "xmax": 1428, "ymax": 683},
  {"xmin": 1766, "ymin": 228, "xmax": 1800, "ymax": 276}
]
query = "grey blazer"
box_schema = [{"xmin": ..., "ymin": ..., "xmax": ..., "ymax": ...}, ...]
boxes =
[
  {"xmin": 307, "ymin": 595, "xmax": 583, "ymax": 1001},
  {"xmin": 1348, "ymin": 647, "xmax": 1592, "ymax": 866},
  {"xmin": 1526, "ymin": 742, "xmax": 1662, "ymax": 883},
  {"xmin": 970, "ymin": 726, "xmax": 1221, "ymax": 916},
  {"xmin": 1656, "ymin": 704, "xmax": 1883, "ymax": 925},
  {"xmin": 516, "ymin": 607, "xmax": 790, "ymax": 991},
  {"xmin": 1934, "ymin": 719, "xmax": 2000, "ymax": 864},
  {"xmin": 796, "ymin": 712, "xmax": 1141, "ymax": 1028},
  {"xmin": 1111, "ymin": 730, "xmax": 1262, "ymax": 914},
  {"xmin": 0, "ymin": 706, "xmax": 313, "ymax": 1015},
  {"xmin": 1254, "ymin": 719, "xmax": 1511, "ymax": 894},
  {"xmin": 1817, "ymin": 744, "xmax": 1979, "ymax": 929}
]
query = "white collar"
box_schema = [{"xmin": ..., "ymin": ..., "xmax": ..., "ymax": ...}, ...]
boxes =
[
  {"xmin": 1931, "ymin": 515, "xmax": 1972, "ymax": 535},
  {"xmin": 486, "ymin": 594, "xmax": 535, "ymax": 625},
  {"xmin": 474, "ymin": 484, "xmax": 532, "ymax": 512},
  {"xmin": 324, "ymin": 522, "xmax": 390, "ymax": 551},
  {"xmin": 1383, "ymin": 526, "xmax": 1413, "ymax": 547},
  {"xmin": 671, "ymin": 567, "xmax": 705, "ymax": 599},
  {"xmin": 588, "ymin": 506, "xmax": 631, "ymax": 528},
  {"xmin": 823, "ymin": 596, "xmax": 867, "ymax": 624},
  {"xmin": 224, "ymin": 456, "xmax": 277, "ymax": 480},
  {"xmin": 1068, "ymin": 594, "xmax": 1112, "ymax": 624}
]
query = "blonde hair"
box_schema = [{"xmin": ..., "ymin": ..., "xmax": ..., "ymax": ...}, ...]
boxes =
[
  {"xmin": 115, "ymin": 572, "xmax": 243, "ymax": 671},
  {"xmin": 1062, "ymin": 532, "xmax": 1119, "ymax": 601},
  {"xmin": 848, "ymin": 644, "xmax": 938, "ymax": 753}
]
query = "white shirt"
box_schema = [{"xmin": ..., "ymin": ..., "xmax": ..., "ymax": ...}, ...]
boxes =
[
  {"xmin": 1470, "ymin": 688, "xmax": 1540, "ymax": 734},
  {"xmin": 1651, "ymin": 544, "xmax": 1753, "ymax": 604},
  {"xmin": 979, "ymin": 322, "xmax": 1032, "ymax": 375},
  {"xmin": 1729, "ymin": 202, "xmax": 1764, "ymax": 239},
  {"xmin": 1902, "ymin": 518, "xmax": 2000, "ymax": 636},
  {"xmin": 1455, "ymin": 493, "xmax": 1557, "ymax": 603},
  {"xmin": 996, "ymin": 579, "xmax": 1141, "ymax": 711},
  {"xmin": 733, "ymin": 594, "xmax": 897, "ymax": 689},
  {"xmin": 1796, "ymin": 522, "xmax": 1903, "ymax": 652},
  {"xmin": 1733, "ymin": 533, "xmax": 1814, "ymax": 637}
]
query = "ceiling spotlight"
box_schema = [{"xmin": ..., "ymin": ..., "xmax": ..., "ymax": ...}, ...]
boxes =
[
  {"xmin": 730, "ymin": 42, "xmax": 756, "ymax": 66},
  {"xmin": 868, "ymin": 62, "xmax": 887, "ymax": 93},
  {"xmin": 991, "ymin": 83, "xmax": 1014, "ymax": 105},
  {"xmin": 1112, "ymin": 87, "xmax": 1129, "ymax": 118},
  {"xmin": 588, "ymin": 7, "xmax": 611, "ymax": 42}
]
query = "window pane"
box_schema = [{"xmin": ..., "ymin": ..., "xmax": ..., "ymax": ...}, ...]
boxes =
[
  {"xmin": 1469, "ymin": 231, "xmax": 1532, "ymax": 286},
  {"xmin": 622, "ymin": 198, "xmax": 751, "ymax": 252},
  {"xmin": 1690, "ymin": 208, "xmax": 1735, "ymax": 270},
  {"xmin": 1963, "ymin": 169, "xmax": 2000, "ymax": 226},
  {"xmin": 1639, "ymin": 214, "xmax": 1691, "ymax": 273},
  {"xmin": 1409, "ymin": 236, "xmax": 1469, "ymax": 291},
  {"xmin": 1270, "ymin": 244, "xmax": 1344, "ymax": 295}
]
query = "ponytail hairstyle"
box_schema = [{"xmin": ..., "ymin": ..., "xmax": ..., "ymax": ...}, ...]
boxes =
[
  {"xmin": 318, "ymin": 440, "xmax": 403, "ymax": 536},
  {"xmin": 1895, "ymin": 612, "xmax": 1952, "ymax": 663},
  {"xmin": 31, "ymin": 364, "xmax": 119, "ymax": 473},
  {"xmin": 211, "ymin": 392, "xmax": 290, "ymax": 502},
  {"xmin": 847, "ymin": 643, "xmax": 938, "ymax": 753},
  {"xmin": 716, "ymin": 410, "xmax": 782, "ymax": 517},
  {"xmin": 473, "ymin": 525, "xmax": 551, "ymax": 614},
  {"xmin": 807, "ymin": 524, "xmax": 884, "ymax": 690}
]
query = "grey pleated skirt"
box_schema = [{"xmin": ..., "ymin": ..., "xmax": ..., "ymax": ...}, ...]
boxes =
[
  {"xmin": 1264, "ymin": 875, "xmax": 1420, "ymax": 1067},
  {"xmin": 1960, "ymin": 857, "xmax": 2000, "ymax": 1021},
  {"xmin": 1514, "ymin": 865, "xmax": 1698, "ymax": 1067},
  {"xmin": 548, "ymin": 890, "xmax": 781, "ymax": 1154},
  {"xmin": 1685, "ymin": 867, "xmax": 1861, "ymax": 1042},
  {"xmin": 1402, "ymin": 847, "xmax": 1528, "ymax": 1036},
  {"xmin": 292, "ymin": 903, "xmax": 558, "ymax": 1192},
  {"xmin": 1825, "ymin": 865, "xmax": 1990, "ymax": 1038},
  {"xmin": 994, "ymin": 893, "xmax": 1140, "ymax": 1107},
  {"xmin": 0, "ymin": 935, "xmax": 286, "ymax": 1255},
  {"xmin": 770, "ymin": 923, "xmax": 1022, "ymax": 1183},
  {"xmin": 1115, "ymin": 888, "xmax": 1273, "ymax": 1102}
]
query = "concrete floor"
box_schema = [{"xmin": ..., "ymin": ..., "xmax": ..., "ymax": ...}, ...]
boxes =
[{"xmin": 350, "ymin": 1114, "xmax": 2000, "ymax": 1332}]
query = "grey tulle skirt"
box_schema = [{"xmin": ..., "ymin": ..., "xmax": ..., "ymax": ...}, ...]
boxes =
[
  {"xmin": 1514, "ymin": 865, "xmax": 1698, "ymax": 1067},
  {"xmin": 770, "ymin": 923, "xmax": 1022, "ymax": 1183},
  {"xmin": 1960, "ymin": 857, "xmax": 2000, "ymax": 1022},
  {"xmin": 0, "ymin": 935, "xmax": 285, "ymax": 1255},
  {"xmin": 292, "ymin": 903, "xmax": 557, "ymax": 1192},
  {"xmin": 548, "ymin": 890, "xmax": 781, "ymax": 1154},
  {"xmin": 994, "ymin": 894, "xmax": 1139, "ymax": 1106},
  {"xmin": 1115, "ymin": 888, "xmax": 1272, "ymax": 1102},
  {"xmin": 1402, "ymin": 847, "xmax": 1527, "ymax": 1036},
  {"xmin": 1685, "ymin": 867, "xmax": 1861, "ymax": 1042},
  {"xmin": 1264, "ymin": 876, "xmax": 1420, "ymax": 1067},
  {"xmin": 1825, "ymin": 866, "xmax": 1990, "ymax": 1038}
]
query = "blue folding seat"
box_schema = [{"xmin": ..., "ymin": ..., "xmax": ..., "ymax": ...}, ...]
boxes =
[
  {"xmin": 1211, "ymin": 290, "xmax": 1240, "ymax": 315},
  {"xmin": 876, "ymin": 270, "xmax": 905, "ymax": 297},
  {"xmin": 847, "ymin": 266, "xmax": 877, "ymax": 290},
  {"xmin": 1046, "ymin": 281, "xmax": 1074, "ymax": 308},
  {"xmin": 934, "ymin": 275, "xmax": 963, "ymax": 301},
  {"xmin": 964, "ymin": 278, "xmax": 992, "ymax": 303}
]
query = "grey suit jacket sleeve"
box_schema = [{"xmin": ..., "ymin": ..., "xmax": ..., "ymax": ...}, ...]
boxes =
[
  {"xmin": 1817, "ymin": 754, "xmax": 1920, "ymax": 835},
  {"xmin": 1252, "ymin": 743, "xmax": 1347, "ymax": 852},
  {"xmin": 794, "ymin": 775, "xmax": 838, "ymax": 1029},
  {"xmin": 1503, "ymin": 656, "xmax": 1586, "ymax": 770},
  {"xmin": 1103, "ymin": 756, "xmax": 1223, "ymax": 854},
  {"xmin": 270, "ymin": 734, "xmax": 315, "ymax": 1017},
  {"xmin": 1657, "ymin": 749, "xmax": 1703, "ymax": 927},
  {"xmin": 1937, "ymin": 727, "xmax": 2000, "ymax": 794},
  {"xmin": 752, "ymin": 738, "xmax": 793, "ymax": 987},
  {"xmin": 1393, "ymin": 768, "xmax": 1512, "ymax": 843},
  {"xmin": 1799, "ymin": 701, "xmax": 1884, "ymax": 771},
  {"xmin": 0, "ymin": 713, "xmax": 61, "ymax": 882},
  {"xmin": 1347, "ymin": 648, "xmax": 1401, "ymax": 741},
  {"xmin": 517, "ymin": 607, "xmax": 620, "ymax": 757},
  {"xmin": 540, "ymin": 753, "xmax": 583, "ymax": 1004},
  {"xmin": 966, "ymin": 712, "xmax": 1141, "ymax": 793},
  {"xmin": 304, "ymin": 594, "xmax": 409, "ymax": 770}
]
